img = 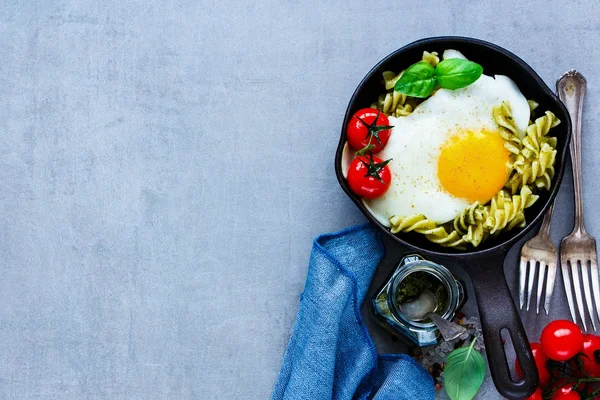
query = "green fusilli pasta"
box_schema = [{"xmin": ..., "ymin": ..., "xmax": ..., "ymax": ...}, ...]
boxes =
[
  {"xmin": 389, "ymin": 186, "xmax": 540, "ymax": 249},
  {"xmin": 484, "ymin": 187, "xmax": 538, "ymax": 234},
  {"xmin": 492, "ymin": 102, "xmax": 522, "ymax": 155},
  {"xmin": 462, "ymin": 223, "xmax": 488, "ymax": 247},
  {"xmin": 389, "ymin": 214, "xmax": 466, "ymax": 250},
  {"xmin": 453, "ymin": 201, "xmax": 487, "ymax": 234},
  {"xmin": 426, "ymin": 230, "xmax": 466, "ymax": 250},
  {"xmin": 496, "ymin": 102, "xmax": 559, "ymax": 194},
  {"xmin": 390, "ymin": 214, "xmax": 443, "ymax": 235},
  {"xmin": 422, "ymin": 51, "xmax": 440, "ymax": 67}
]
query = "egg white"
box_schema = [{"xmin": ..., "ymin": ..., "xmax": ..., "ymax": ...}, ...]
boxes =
[{"xmin": 363, "ymin": 71, "xmax": 530, "ymax": 227}]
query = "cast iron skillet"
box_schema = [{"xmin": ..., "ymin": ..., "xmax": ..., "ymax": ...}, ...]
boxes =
[{"xmin": 335, "ymin": 37, "xmax": 572, "ymax": 399}]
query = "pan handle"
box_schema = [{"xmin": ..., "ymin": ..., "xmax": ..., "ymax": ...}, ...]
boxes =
[{"xmin": 466, "ymin": 252, "xmax": 538, "ymax": 399}]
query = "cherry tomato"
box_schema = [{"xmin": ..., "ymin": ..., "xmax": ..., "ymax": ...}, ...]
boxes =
[
  {"xmin": 526, "ymin": 387, "xmax": 543, "ymax": 400},
  {"xmin": 551, "ymin": 380, "xmax": 582, "ymax": 400},
  {"xmin": 541, "ymin": 320, "xmax": 584, "ymax": 361},
  {"xmin": 581, "ymin": 334, "xmax": 600, "ymax": 377},
  {"xmin": 516, "ymin": 343, "xmax": 551, "ymax": 386},
  {"xmin": 347, "ymin": 155, "xmax": 392, "ymax": 199},
  {"xmin": 346, "ymin": 108, "xmax": 392, "ymax": 153}
]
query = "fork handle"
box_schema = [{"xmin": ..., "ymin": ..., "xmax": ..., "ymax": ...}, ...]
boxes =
[{"xmin": 557, "ymin": 71, "xmax": 587, "ymax": 234}]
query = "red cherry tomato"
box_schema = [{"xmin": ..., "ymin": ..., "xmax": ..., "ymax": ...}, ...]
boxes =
[
  {"xmin": 346, "ymin": 108, "xmax": 392, "ymax": 153},
  {"xmin": 541, "ymin": 320, "xmax": 584, "ymax": 361},
  {"xmin": 581, "ymin": 334, "xmax": 600, "ymax": 377},
  {"xmin": 551, "ymin": 380, "xmax": 582, "ymax": 400},
  {"xmin": 347, "ymin": 155, "xmax": 392, "ymax": 199},
  {"xmin": 526, "ymin": 387, "xmax": 543, "ymax": 400},
  {"xmin": 516, "ymin": 343, "xmax": 551, "ymax": 386}
]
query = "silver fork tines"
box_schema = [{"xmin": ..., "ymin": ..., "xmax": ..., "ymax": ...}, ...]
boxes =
[
  {"xmin": 557, "ymin": 70, "xmax": 600, "ymax": 331},
  {"xmin": 519, "ymin": 202, "xmax": 557, "ymax": 314},
  {"xmin": 561, "ymin": 243, "xmax": 598, "ymax": 331}
]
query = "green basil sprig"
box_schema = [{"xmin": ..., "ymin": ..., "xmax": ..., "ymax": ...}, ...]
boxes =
[
  {"xmin": 443, "ymin": 339, "xmax": 486, "ymax": 400},
  {"xmin": 393, "ymin": 62, "xmax": 437, "ymax": 98},
  {"xmin": 394, "ymin": 58, "xmax": 483, "ymax": 98},
  {"xmin": 436, "ymin": 59, "xmax": 484, "ymax": 90}
]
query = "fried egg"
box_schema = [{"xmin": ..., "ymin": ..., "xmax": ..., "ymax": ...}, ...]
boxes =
[{"xmin": 363, "ymin": 51, "xmax": 530, "ymax": 226}]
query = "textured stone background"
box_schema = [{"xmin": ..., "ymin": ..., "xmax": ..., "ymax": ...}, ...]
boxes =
[{"xmin": 1, "ymin": 1, "xmax": 599, "ymax": 399}]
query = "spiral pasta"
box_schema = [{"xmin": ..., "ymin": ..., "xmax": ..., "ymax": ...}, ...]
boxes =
[
  {"xmin": 534, "ymin": 165, "xmax": 555, "ymax": 191},
  {"xmin": 492, "ymin": 102, "xmax": 522, "ymax": 155},
  {"xmin": 389, "ymin": 186, "xmax": 540, "ymax": 249},
  {"xmin": 494, "ymin": 102, "xmax": 560, "ymax": 194},
  {"xmin": 453, "ymin": 202, "xmax": 487, "ymax": 234},
  {"xmin": 383, "ymin": 70, "xmax": 402, "ymax": 90},
  {"xmin": 390, "ymin": 214, "xmax": 466, "ymax": 249},
  {"xmin": 372, "ymin": 90, "xmax": 408, "ymax": 115},
  {"xmin": 462, "ymin": 223, "xmax": 488, "ymax": 247},
  {"xmin": 390, "ymin": 214, "xmax": 443, "ymax": 235},
  {"xmin": 422, "ymin": 51, "xmax": 440, "ymax": 67},
  {"xmin": 521, "ymin": 111, "xmax": 560, "ymax": 158},
  {"xmin": 528, "ymin": 99, "xmax": 539, "ymax": 113},
  {"xmin": 484, "ymin": 187, "xmax": 538, "ymax": 234},
  {"xmin": 427, "ymin": 230, "xmax": 466, "ymax": 250},
  {"xmin": 371, "ymin": 88, "xmax": 413, "ymax": 117},
  {"xmin": 506, "ymin": 144, "xmax": 557, "ymax": 193}
]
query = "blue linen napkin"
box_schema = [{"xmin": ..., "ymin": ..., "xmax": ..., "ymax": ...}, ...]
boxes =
[{"xmin": 272, "ymin": 224, "xmax": 434, "ymax": 400}]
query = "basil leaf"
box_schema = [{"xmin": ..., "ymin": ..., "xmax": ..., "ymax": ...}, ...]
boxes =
[
  {"xmin": 394, "ymin": 62, "xmax": 437, "ymax": 98},
  {"xmin": 443, "ymin": 340, "xmax": 486, "ymax": 400},
  {"xmin": 436, "ymin": 59, "xmax": 483, "ymax": 90}
]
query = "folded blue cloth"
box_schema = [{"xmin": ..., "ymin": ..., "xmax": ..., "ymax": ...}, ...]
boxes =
[{"xmin": 272, "ymin": 224, "xmax": 434, "ymax": 400}]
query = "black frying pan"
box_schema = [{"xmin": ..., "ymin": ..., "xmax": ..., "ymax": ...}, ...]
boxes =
[{"xmin": 335, "ymin": 37, "xmax": 572, "ymax": 399}]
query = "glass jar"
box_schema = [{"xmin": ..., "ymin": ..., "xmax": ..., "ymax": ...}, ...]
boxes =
[{"xmin": 371, "ymin": 254, "xmax": 467, "ymax": 347}]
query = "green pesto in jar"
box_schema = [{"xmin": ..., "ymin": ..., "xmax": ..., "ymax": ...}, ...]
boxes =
[{"xmin": 394, "ymin": 271, "xmax": 448, "ymax": 315}]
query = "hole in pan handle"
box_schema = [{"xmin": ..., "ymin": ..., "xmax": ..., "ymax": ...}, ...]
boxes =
[{"xmin": 466, "ymin": 251, "xmax": 538, "ymax": 400}]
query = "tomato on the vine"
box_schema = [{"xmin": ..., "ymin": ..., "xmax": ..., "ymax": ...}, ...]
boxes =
[
  {"xmin": 551, "ymin": 380, "xmax": 582, "ymax": 400},
  {"xmin": 581, "ymin": 334, "xmax": 600, "ymax": 378},
  {"xmin": 346, "ymin": 108, "xmax": 393, "ymax": 154},
  {"xmin": 541, "ymin": 320, "xmax": 584, "ymax": 361},
  {"xmin": 516, "ymin": 343, "xmax": 551, "ymax": 386},
  {"xmin": 347, "ymin": 155, "xmax": 392, "ymax": 199}
]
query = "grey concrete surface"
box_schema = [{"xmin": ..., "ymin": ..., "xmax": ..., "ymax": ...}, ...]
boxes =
[{"xmin": 1, "ymin": 1, "xmax": 599, "ymax": 399}]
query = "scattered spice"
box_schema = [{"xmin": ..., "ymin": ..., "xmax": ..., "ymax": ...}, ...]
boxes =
[{"xmin": 413, "ymin": 315, "xmax": 486, "ymax": 392}]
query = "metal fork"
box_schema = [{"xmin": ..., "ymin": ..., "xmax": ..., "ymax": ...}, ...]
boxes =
[
  {"xmin": 519, "ymin": 201, "xmax": 558, "ymax": 314},
  {"xmin": 557, "ymin": 70, "xmax": 599, "ymax": 332}
]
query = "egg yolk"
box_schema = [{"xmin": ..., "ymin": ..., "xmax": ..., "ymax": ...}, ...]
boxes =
[{"xmin": 438, "ymin": 129, "xmax": 510, "ymax": 203}]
